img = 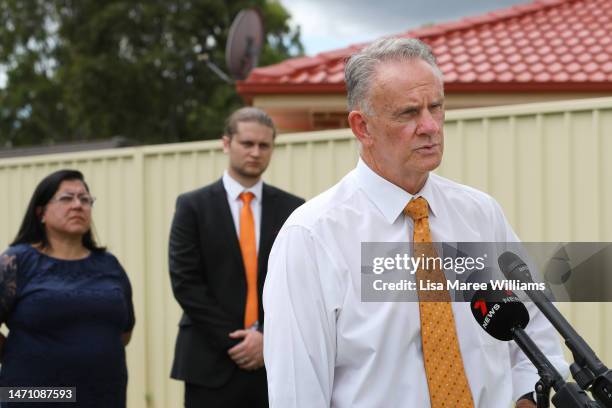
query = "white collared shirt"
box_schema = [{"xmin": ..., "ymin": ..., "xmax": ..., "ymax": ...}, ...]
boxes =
[
  {"xmin": 222, "ymin": 171, "xmax": 263, "ymax": 251},
  {"xmin": 263, "ymin": 158, "xmax": 568, "ymax": 408}
]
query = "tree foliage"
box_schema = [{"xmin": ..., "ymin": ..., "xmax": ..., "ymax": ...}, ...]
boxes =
[{"xmin": 0, "ymin": 0, "xmax": 302, "ymax": 146}]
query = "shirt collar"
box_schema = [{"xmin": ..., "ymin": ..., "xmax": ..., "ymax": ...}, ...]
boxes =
[
  {"xmin": 354, "ymin": 158, "xmax": 438, "ymax": 224},
  {"xmin": 222, "ymin": 171, "xmax": 263, "ymax": 202}
]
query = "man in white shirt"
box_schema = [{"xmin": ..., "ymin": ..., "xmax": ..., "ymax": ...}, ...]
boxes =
[{"xmin": 263, "ymin": 38, "xmax": 567, "ymax": 408}]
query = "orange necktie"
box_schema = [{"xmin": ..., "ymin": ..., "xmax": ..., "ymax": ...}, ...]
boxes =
[
  {"xmin": 405, "ymin": 197, "xmax": 474, "ymax": 408},
  {"xmin": 239, "ymin": 192, "xmax": 258, "ymax": 328}
]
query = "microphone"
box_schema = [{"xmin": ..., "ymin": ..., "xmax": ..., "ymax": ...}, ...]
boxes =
[
  {"xmin": 545, "ymin": 246, "xmax": 572, "ymax": 284},
  {"xmin": 498, "ymin": 251, "xmax": 536, "ymax": 283},
  {"xmin": 499, "ymin": 251, "xmax": 612, "ymax": 407},
  {"xmin": 470, "ymin": 289, "xmax": 598, "ymax": 407},
  {"xmin": 469, "ymin": 288, "xmax": 529, "ymax": 340}
]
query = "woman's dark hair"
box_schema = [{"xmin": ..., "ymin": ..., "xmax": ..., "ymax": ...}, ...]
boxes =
[{"xmin": 11, "ymin": 169, "xmax": 105, "ymax": 251}]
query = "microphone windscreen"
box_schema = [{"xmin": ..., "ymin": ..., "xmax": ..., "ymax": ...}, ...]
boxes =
[
  {"xmin": 545, "ymin": 247, "xmax": 572, "ymax": 284},
  {"xmin": 470, "ymin": 289, "xmax": 530, "ymax": 341},
  {"xmin": 498, "ymin": 251, "xmax": 534, "ymax": 283},
  {"xmin": 498, "ymin": 251, "xmax": 523, "ymax": 276}
]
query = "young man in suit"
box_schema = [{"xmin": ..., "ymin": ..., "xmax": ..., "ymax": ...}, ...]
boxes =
[{"xmin": 169, "ymin": 107, "xmax": 305, "ymax": 408}]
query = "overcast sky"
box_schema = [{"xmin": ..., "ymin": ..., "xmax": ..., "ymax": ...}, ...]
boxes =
[{"xmin": 278, "ymin": 0, "xmax": 533, "ymax": 55}]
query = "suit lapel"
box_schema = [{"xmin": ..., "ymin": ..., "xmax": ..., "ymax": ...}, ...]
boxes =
[{"xmin": 210, "ymin": 180, "xmax": 245, "ymax": 277}]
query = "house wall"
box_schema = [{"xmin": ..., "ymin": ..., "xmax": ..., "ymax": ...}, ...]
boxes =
[{"xmin": 253, "ymin": 92, "xmax": 612, "ymax": 133}]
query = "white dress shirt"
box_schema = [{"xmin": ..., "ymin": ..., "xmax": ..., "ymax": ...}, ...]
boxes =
[
  {"xmin": 263, "ymin": 158, "xmax": 568, "ymax": 408},
  {"xmin": 223, "ymin": 171, "xmax": 263, "ymax": 251}
]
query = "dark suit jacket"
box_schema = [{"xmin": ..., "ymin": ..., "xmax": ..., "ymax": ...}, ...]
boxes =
[{"xmin": 169, "ymin": 178, "xmax": 304, "ymax": 387}]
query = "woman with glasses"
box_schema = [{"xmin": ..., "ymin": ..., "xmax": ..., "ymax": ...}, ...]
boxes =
[{"xmin": 0, "ymin": 169, "xmax": 135, "ymax": 407}]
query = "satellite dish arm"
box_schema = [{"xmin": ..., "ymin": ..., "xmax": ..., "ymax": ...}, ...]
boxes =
[{"xmin": 199, "ymin": 53, "xmax": 233, "ymax": 84}]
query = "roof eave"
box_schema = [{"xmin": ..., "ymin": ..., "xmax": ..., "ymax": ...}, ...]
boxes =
[
  {"xmin": 236, "ymin": 82, "xmax": 346, "ymax": 98},
  {"xmin": 237, "ymin": 81, "xmax": 612, "ymax": 98}
]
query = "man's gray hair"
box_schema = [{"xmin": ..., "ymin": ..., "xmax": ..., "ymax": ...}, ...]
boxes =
[
  {"xmin": 224, "ymin": 107, "xmax": 276, "ymax": 139},
  {"xmin": 344, "ymin": 37, "xmax": 443, "ymax": 114}
]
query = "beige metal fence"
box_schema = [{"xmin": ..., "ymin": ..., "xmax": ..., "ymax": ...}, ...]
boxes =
[{"xmin": 1, "ymin": 96, "xmax": 611, "ymax": 407}]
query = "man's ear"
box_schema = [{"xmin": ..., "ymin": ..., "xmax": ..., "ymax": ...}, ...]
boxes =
[
  {"xmin": 348, "ymin": 110, "xmax": 374, "ymax": 148},
  {"xmin": 222, "ymin": 135, "xmax": 231, "ymax": 153}
]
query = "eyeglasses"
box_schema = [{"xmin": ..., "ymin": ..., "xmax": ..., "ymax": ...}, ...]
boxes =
[{"xmin": 49, "ymin": 193, "xmax": 96, "ymax": 207}]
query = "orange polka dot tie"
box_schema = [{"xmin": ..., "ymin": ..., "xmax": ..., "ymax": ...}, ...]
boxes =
[{"xmin": 405, "ymin": 197, "xmax": 474, "ymax": 408}]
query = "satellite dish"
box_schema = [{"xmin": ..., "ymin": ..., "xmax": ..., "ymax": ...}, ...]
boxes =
[{"xmin": 226, "ymin": 9, "xmax": 264, "ymax": 80}]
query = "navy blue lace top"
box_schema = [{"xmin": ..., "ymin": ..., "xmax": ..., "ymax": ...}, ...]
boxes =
[{"xmin": 0, "ymin": 244, "xmax": 135, "ymax": 407}]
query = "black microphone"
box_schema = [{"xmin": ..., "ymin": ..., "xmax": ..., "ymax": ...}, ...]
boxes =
[
  {"xmin": 470, "ymin": 288, "xmax": 529, "ymax": 340},
  {"xmin": 499, "ymin": 251, "xmax": 612, "ymax": 407},
  {"xmin": 470, "ymin": 289, "xmax": 599, "ymax": 407}
]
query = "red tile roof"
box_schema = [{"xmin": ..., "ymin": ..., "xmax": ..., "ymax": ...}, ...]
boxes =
[{"xmin": 237, "ymin": 0, "xmax": 612, "ymax": 97}]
